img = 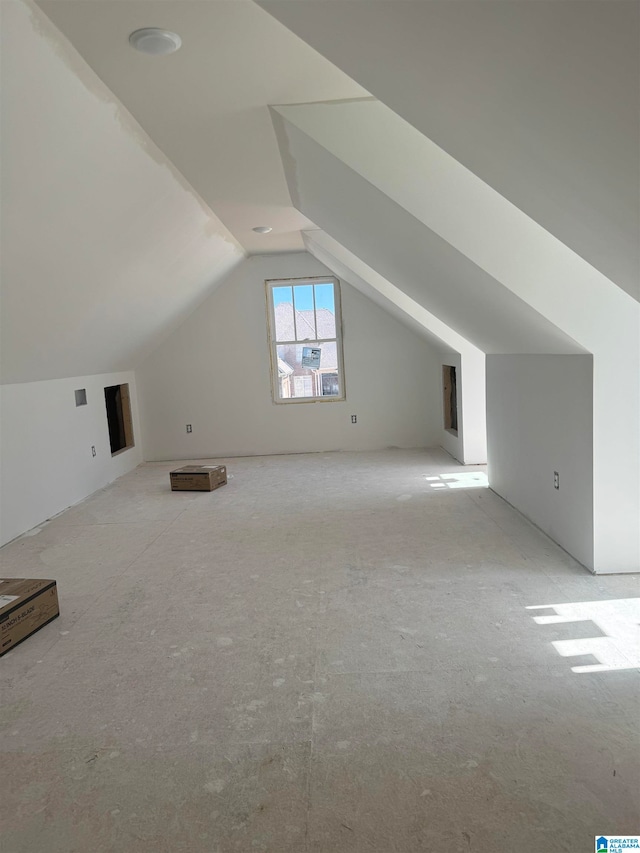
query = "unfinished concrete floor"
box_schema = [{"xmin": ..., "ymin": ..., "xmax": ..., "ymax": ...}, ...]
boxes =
[{"xmin": 1, "ymin": 448, "xmax": 638, "ymax": 852}]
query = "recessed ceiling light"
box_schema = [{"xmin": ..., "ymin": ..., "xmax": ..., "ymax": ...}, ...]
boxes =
[
  {"xmin": 252, "ymin": 226, "xmax": 272, "ymax": 234},
  {"xmin": 129, "ymin": 28, "xmax": 182, "ymax": 56}
]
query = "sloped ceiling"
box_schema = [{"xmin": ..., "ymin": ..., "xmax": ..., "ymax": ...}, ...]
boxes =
[
  {"xmin": 259, "ymin": 0, "xmax": 640, "ymax": 300},
  {"xmin": 273, "ymin": 111, "xmax": 583, "ymax": 355},
  {"xmin": 4, "ymin": 0, "xmax": 633, "ymax": 384},
  {"xmin": 277, "ymin": 99, "xmax": 630, "ymax": 356},
  {"xmin": 1, "ymin": 0, "xmax": 245, "ymax": 384},
  {"xmin": 35, "ymin": 0, "xmax": 368, "ymax": 254},
  {"xmin": 302, "ymin": 230, "xmax": 481, "ymax": 359}
]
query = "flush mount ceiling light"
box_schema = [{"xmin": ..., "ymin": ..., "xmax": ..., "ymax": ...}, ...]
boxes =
[
  {"xmin": 129, "ymin": 28, "xmax": 182, "ymax": 56},
  {"xmin": 252, "ymin": 226, "xmax": 272, "ymax": 234}
]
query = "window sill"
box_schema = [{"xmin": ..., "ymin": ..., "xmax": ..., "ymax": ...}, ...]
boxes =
[{"xmin": 273, "ymin": 396, "xmax": 346, "ymax": 405}]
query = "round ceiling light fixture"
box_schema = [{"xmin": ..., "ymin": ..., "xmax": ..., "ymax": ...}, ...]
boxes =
[
  {"xmin": 252, "ymin": 226, "xmax": 272, "ymax": 234},
  {"xmin": 129, "ymin": 28, "xmax": 182, "ymax": 56}
]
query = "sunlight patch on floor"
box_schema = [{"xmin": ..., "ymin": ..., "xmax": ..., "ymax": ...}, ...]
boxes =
[
  {"xmin": 425, "ymin": 472, "xmax": 488, "ymax": 490},
  {"xmin": 527, "ymin": 598, "xmax": 640, "ymax": 673}
]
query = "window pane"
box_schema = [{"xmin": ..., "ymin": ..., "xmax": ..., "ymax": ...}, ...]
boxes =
[
  {"xmin": 314, "ymin": 283, "xmax": 336, "ymax": 338},
  {"xmin": 268, "ymin": 277, "xmax": 343, "ymax": 404},
  {"xmin": 321, "ymin": 373, "xmax": 340, "ymax": 397},
  {"xmin": 276, "ymin": 341, "xmax": 341, "ymax": 399},
  {"xmin": 272, "ymin": 286, "xmax": 294, "ymax": 341},
  {"xmin": 292, "ymin": 285, "xmax": 316, "ymax": 341},
  {"xmin": 293, "ymin": 375, "xmax": 314, "ymax": 397}
]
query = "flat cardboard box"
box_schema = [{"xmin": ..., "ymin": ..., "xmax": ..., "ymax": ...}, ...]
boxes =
[
  {"xmin": 0, "ymin": 578, "xmax": 60, "ymax": 656},
  {"xmin": 170, "ymin": 464, "xmax": 227, "ymax": 492}
]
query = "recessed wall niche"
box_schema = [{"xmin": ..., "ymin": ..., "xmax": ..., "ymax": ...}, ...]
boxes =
[
  {"xmin": 442, "ymin": 365, "xmax": 458, "ymax": 434},
  {"xmin": 104, "ymin": 384, "xmax": 134, "ymax": 455}
]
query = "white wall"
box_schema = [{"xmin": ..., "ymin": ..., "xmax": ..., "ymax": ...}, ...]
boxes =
[
  {"xmin": 459, "ymin": 352, "xmax": 487, "ymax": 465},
  {"xmin": 302, "ymin": 229, "xmax": 487, "ymax": 466},
  {"xmin": 437, "ymin": 350, "xmax": 488, "ymax": 466},
  {"xmin": 486, "ymin": 355, "xmax": 594, "ymax": 570},
  {"xmin": 0, "ymin": 372, "xmax": 142, "ymax": 546},
  {"xmin": 273, "ymin": 102, "xmax": 639, "ymax": 573},
  {"xmin": 136, "ymin": 254, "xmax": 442, "ymax": 460}
]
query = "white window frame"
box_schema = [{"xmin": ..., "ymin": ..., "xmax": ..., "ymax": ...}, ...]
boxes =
[{"xmin": 265, "ymin": 276, "xmax": 346, "ymax": 405}]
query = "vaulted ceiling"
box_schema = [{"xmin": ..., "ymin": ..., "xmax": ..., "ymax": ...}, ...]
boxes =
[
  {"xmin": 35, "ymin": 0, "xmax": 368, "ymax": 254},
  {"xmin": 3, "ymin": 0, "xmax": 637, "ymax": 384},
  {"xmin": 259, "ymin": 0, "xmax": 639, "ymax": 301},
  {"xmin": 37, "ymin": 0, "xmax": 638, "ymax": 296}
]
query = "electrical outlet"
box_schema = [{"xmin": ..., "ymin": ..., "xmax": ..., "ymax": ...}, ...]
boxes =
[
  {"xmin": 554, "ymin": 471, "xmax": 559, "ymax": 490},
  {"xmin": 351, "ymin": 415, "xmax": 357, "ymax": 424},
  {"xmin": 186, "ymin": 424, "xmax": 192, "ymax": 433},
  {"xmin": 91, "ymin": 446, "xmax": 96, "ymax": 457}
]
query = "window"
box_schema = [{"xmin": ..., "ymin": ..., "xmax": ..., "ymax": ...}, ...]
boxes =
[
  {"xmin": 104, "ymin": 383, "xmax": 134, "ymax": 455},
  {"xmin": 266, "ymin": 277, "xmax": 345, "ymax": 403}
]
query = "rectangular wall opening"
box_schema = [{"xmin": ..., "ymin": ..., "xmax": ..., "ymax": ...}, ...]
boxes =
[
  {"xmin": 74, "ymin": 388, "xmax": 87, "ymax": 407},
  {"xmin": 104, "ymin": 384, "xmax": 134, "ymax": 455},
  {"xmin": 443, "ymin": 365, "xmax": 458, "ymax": 434}
]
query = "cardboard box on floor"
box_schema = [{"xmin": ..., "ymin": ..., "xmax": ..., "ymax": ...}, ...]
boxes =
[
  {"xmin": 170, "ymin": 465, "xmax": 227, "ymax": 492},
  {"xmin": 0, "ymin": 579, "xmax": 60, "ymax": 656}
]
